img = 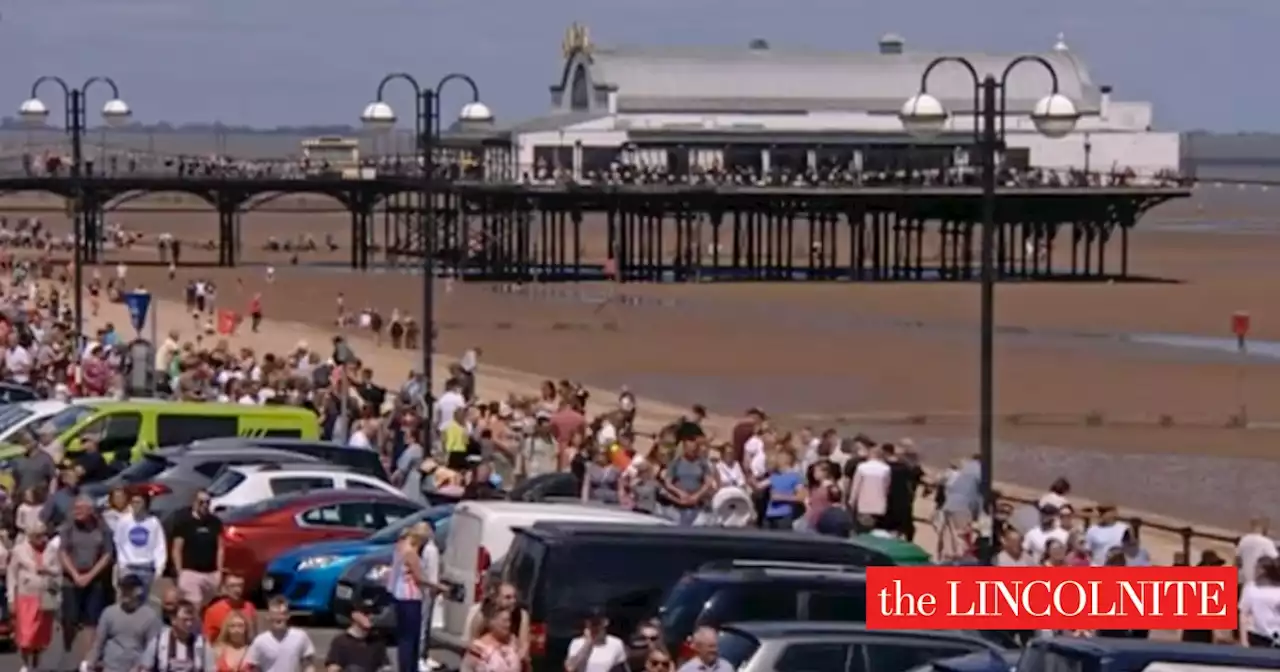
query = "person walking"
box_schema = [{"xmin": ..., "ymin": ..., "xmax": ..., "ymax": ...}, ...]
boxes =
[
  {"xmin": 114, "ymin": 492, "xmax": 167, "ymax": 596},
  {"xmin": 171, "ymin": 490, "xmax": 223, "ymax": 609},
  {"xmin": 138, "ymin": 600, "xmax": 215, "ymax": 671},
  {"xmin": 211, "ymin": 611, "xmax": 251, "ymax": 672},
  {"xmin": 84, "ymin": 574, "xmax": 163, "ymax": 672},
  {"xmin": 59, "ymin": 496, "xmax": 114, "ymax": 662},
  {"xmin": 246, "ymin": 596, "xmax": 316, "ymax": 672},
  {"xmin": 9, "ymin": 521, "xmax": 58, "ymax": 672},
  {"xmin": 386, "ymin": 522, "xmax": 444, "ymax": 672}
]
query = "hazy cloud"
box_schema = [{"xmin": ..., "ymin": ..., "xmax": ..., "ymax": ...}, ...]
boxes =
[{"xmin": 1, "ymin": 0, "xmax": 1270, "ymax": 130}]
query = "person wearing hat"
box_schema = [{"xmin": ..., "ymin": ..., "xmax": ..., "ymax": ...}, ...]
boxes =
[
  {"xmin": 324, "ymin": 596, "xmax": 389, "ymax": 672},
  {"xmin": 1022, "ymin": 504, "xmax": 1069, "ymax": 565},
  {"xmin": 565, "ymin": 608, "xmax": 626, "ymax": 672},
  {"xmin": 84, "ymin": 573, "xmax": 163, "ymax": 672}
]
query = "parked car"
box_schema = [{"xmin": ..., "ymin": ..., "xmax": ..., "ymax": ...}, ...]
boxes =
[
  {"xmin": 83, "ymin": 445, "xmax": 327, "ymax": 522},
  {"xmin": 716, "ymin": 622, "xmax": 1001, "ymax": 672},
  {"xmin": 907, "ymin": 650, "xmax": 1021, "ymax": 672},
  {"xmin": 209, "ymin": 463, "xmax": 403, "ymax": 511},
  {"xmin": 263, "ymin": 503, "xmax": 456, "ymax": 618},
  {"xmin": 218, "ymin": 490, "xmax": 423, "ymax": 591},
  {"xmin": 497, "ymin": 523, "xmax": 925, "ymax": 672},
  {"xmin": 188, "ymin": 437, "xmax": 391, "ymax": 482},
  {"xmin": 1017, "ymin": 635, "xmax": 1280, "ymax": 672},
  {"xmin": 439, "ymin": 502, "xmax": 669, "ymax": 653},
  {"xmin": 657, "ymin": 561, "xmax": 871, "ymax": 654},
  {"xmin": 0, "ymin": 382, "xmax": 39, "ymax": 404}
]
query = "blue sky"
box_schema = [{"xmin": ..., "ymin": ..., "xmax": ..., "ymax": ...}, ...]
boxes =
[{"xmin": 2, "ymin": 0, "xmax": 1270, "ymax": 130}]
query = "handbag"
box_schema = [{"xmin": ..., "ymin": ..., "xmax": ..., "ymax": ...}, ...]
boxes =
[{"xmin": 39, "ymin": 581, "xmax": 59, "ymax": 612}]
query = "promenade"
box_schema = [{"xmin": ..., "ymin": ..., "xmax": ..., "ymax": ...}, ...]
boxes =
[{"xmin": 84, "ymin": 281, "xmax": 1237, "ymax": 568}]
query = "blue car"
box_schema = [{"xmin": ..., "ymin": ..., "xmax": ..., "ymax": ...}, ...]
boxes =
[{"xmin": 263, "ymin": 503, "xmax": 455, "ymax": 617}]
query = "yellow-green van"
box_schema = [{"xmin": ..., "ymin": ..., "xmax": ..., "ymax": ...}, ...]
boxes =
[{"xmin": 0, "ymin": 400, "xmax": 319, "ymax": 464}]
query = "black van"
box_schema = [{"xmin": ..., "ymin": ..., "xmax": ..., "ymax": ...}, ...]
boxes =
[{"xmin": 502, "ymin": 522, "xmax": 913, "ymax": 672}]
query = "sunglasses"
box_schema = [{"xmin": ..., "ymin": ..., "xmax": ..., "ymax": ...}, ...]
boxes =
[{"xmin": 648, "ymin": 659, "xmax": 673, "ymax": 669}]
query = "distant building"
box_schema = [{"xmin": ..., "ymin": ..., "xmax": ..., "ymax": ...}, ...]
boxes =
[{"xmin": 504, "ymin": 25, "xmax": 1178, "ymax": 179}]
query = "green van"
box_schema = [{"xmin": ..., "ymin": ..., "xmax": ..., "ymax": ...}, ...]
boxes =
[{"xmin": 0, "ymin": 400, "xmax": 319, "ymax": 465}]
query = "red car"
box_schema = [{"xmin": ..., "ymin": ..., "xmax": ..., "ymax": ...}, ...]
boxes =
[{"xmin": 219, "ymin": 490, "xmax": 422, "ymax": 591}]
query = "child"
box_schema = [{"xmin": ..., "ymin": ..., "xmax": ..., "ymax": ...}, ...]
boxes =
[{"xmin": 14, "ymin": 489, "xmax": 43, "ymax": 545}]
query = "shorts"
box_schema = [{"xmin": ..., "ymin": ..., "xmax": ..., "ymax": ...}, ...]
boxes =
[{"xmin": 61, "ymin": 581, "xmax": 108, "ymax": 628}]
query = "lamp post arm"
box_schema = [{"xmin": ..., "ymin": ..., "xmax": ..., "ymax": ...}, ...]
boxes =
[
  {"xmin": 432, "ymin": 73, "xmax": 482, "ymax": 131},
  {"xmin": 30, "ymin": 76, "xmax": 74, "ymax": 132},
  {"xmin": 918, "ymin": 56, "xmax": 982, "ymax": 146},
  {"xmin": 997, "ymin": 55, "xmax": 1063, "ymax": 139}
]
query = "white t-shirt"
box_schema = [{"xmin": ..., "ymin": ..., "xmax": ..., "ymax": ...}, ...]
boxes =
[
  {"xmin": 434, "ymin": 390, "xmax": 466, "ymax": 430},
  {"xmin": 1022, "ymin": 526, "xmax": 1070, "ymax": 564},
  {"xmin": 1037, "ymin": 492, "xmax": 1069, "ymax": 511},
  {"xmin": 1240, "ymin": 583, "xmax": 1280, "ymax": 638},
  {"xmin": 246, "ymin": 628, "xmax": 316, "ymax": 672},
  {"xmin": 1237, "ymin": 533, "xmax": 1279, "ymax": 584},
  {"xmin": 421, "ymin": 540, "xmax": 441, "ymax": 598},
  {"xmin": 6, "ymin": 346, "xmax": 32, "ymax": 383},
  {"xmin": 715, "ymin": 461, "xmax": 747, "ymax": 490},
  {"xmin": 744, "ymin": 436, "xmax": 766, "ymax": 478},
  {"xmin": 596, "ymin": 420, "xmax": 618, "ymax": 447},
  {"xmin": 567, "ymin": 635, "xmax": 627, "ymax": 672},
  {"xmin": 348, "ymin": 430, "xmax": 372, "ymax": 450}
]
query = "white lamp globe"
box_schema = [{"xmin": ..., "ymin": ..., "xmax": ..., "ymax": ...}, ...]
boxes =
[
  {"xmin": 101, "ymin": 98, "xmax": 132, "ymax": 127},
  {"xmin": 18, "ymin": 98, "xmax": 49, "ymax": 126},
  {"xmin": 360, "ymin": 101, "xmax": 397, "ymax": 132},
  {"xmin": 899, "ymin": 92, "xmax": 948, "ymax": 139},
  {"xmin": 1031, "ymin": 92, "xmax": 1079, "ymax": 139},
  {"xmin": 458, "ymin": 101, "xmax": 493, "ymax": 122}
]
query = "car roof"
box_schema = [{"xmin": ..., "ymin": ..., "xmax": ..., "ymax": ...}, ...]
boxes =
[
  {"xmin": 459, "ymin": 501, "xmax": 670, "ymax": 524},
  {"xmin": 689, "ymin": 567, "xmax": 868, "ymax": 585},
  {"xmin": 188, "ymin": 437, "xmax": 361, "ymax": 452},
  {"xmin": 722, "ymin": 621, "xmax": 995, "ymax": 644},
  {"xmin": 1034, "ymin": 637, "xmax": 1280, "ymax": 664},
  {"xmin": 523, "ymin": 522, "xmax": 864, "ymax": 546},
  {"xmin": 14, "ymin": 400, "xmax": 69, "ymax": 414},
  {"xmin": 249, "ymin": 488, "xmax": 412, "ymax": 510},
  {"xmin": 88, "ymin": 401, "xmax": 315, "ymax": 416},
  {"xmin": 154, "ymin": 446, "xmax": 325, "ymax": 462},
  {"xmin": 234, "ymin": 463, "xmax": 357, "ymax": 476},
  {"xmin": 235, "ymin": 460, "xmax": 360, "ymax": 476}
]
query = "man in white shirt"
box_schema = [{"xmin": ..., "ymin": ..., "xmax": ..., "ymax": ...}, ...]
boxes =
[
  {"xmin": 433, "ymin": 379, "xmax": 467, "ymax": 432},
  {"xmin": 1022, "ymin": 505, "xmax": 1070, "ymax": 564},
  {"xmin": 565, "ymin": 609, "xmax": 627, "ymax": 672},
  {"xmin": 5, "ymin": 334, "xmax": 32, "ymax": 384},
  {"xmin": 247, "ymin": 597, "xmax": 316, "ymax": 672},
  {"xmin": 420, "ymin": 528, "xmax": 444, "ymax": 671},
  {"xmin": 1237, "ymin": 517, "xmax": 1279, "ymax": 584},
  {"xmin": 743, "ymin": 429, "xmax": 767, "ymax": 480},
  {"xmin": 848, "ymin": 445, "xmax": 892, "ymax": 526}
]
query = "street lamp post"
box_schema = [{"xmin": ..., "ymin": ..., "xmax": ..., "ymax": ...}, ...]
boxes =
[
  {"xmin": 18, "ymin": 76, "xmax": 132, "ymax": 341},
  {"xmin": 898, "ymin": 57, "xmax": 1078, "ymax": 563},
  {"xmin": 360, "ymin": 73, "xmax": 491, "ymax": 402}
]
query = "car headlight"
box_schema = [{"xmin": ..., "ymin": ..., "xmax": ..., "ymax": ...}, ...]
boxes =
[
  {"xmin": 297, "ymin": 555, "xmax": 340, "ymax": 571},
  {"xmin": 365, "ymin": 564, "xmax": 390, "ymax": 582}
]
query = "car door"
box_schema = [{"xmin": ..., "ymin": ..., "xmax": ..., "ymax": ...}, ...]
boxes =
[
  {"xmin": 774, "ymin": 643, "xmax": 856, "ymax": 672},
  {"xmin": 853, "ymin": 640, "xmax": 990, "ymax": 672}
]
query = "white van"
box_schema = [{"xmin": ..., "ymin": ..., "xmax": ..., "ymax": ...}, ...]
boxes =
[{"xmin": 439, "ymin": 501, "xmax": 668, "ymax": 647}]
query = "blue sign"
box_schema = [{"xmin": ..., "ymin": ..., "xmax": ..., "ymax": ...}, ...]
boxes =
[{"xmin": 123, "ymin": 291, "xmax": 151, "ymax": 333}]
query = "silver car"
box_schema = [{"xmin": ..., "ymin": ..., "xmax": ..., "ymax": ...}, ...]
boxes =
[{"xmin": 716, "ymin": 622, "xmax": 1003, "ymax": 672}]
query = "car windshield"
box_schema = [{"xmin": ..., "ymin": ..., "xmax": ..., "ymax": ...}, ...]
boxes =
[
  {"xmin": 0, "ymin": 406, "xmax": 34, "ymax": 435},
  {"xmin": 658, "ymin": 578, "xmax": 718, "ymax": 642},
  {"xmin": 368, "ymin": 505, "xmax": 452, "ymax": 543},
  {"xmin": 115, "ymin": 455, "xmax": 171, "ymax": 484},
  {"xmin": 207, "ymin": 470, "xmax": 247, "ymax": 498},
  {"xmin": 715, "ymin": 630, "xmax": 760, "ymax": 667},
  {"xmin": 43, "ymin": 405, "xmax": 96, "ymax": 435}
]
